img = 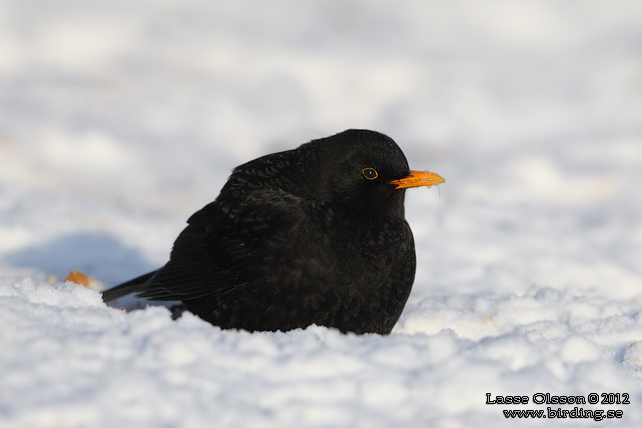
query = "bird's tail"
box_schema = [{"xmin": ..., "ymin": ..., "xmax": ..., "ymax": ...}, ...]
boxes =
[{"xmin": 102, "ymin": 270, "xmax": 157, "ymax": 302}]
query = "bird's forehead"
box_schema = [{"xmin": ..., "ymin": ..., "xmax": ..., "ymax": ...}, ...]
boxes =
[{"xmin": 306, "ymin": 132, "xmax": 409, "ymax": 170}]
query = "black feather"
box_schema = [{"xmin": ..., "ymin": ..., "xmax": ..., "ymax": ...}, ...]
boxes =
[{"xmin": 102, "ymin": 129, "xmax": 442, "ymax": 334}]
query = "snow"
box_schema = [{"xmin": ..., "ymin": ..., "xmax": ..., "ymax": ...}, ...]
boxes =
[{"xmin": 1, "ymin": 0, "xmax": 642, "ymax": 426}]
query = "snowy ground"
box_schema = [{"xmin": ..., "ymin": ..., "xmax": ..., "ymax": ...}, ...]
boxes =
[{"xmin": 2, "ymin": 1, "xmax": 642, "ymax": 427}]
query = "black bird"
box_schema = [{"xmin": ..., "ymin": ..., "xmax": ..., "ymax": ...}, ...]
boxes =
[{"xmin": 102, "ymin": 129, "xmax": 444, "ymax": 334}]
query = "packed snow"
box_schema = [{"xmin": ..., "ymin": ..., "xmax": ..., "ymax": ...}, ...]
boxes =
[{"xmin": 1, "ymin": 1, "xmax": 642, "ymax": 427}]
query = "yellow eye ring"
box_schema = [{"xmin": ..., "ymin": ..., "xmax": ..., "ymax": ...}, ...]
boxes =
[{"xmin": 362, "ymin": 168, "xmax": 378, "ymax": 180}]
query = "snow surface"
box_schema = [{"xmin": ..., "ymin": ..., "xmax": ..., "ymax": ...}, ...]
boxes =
[{"xmin": 2, "ymin": 1, "xmax": 642, "ymax": 427}]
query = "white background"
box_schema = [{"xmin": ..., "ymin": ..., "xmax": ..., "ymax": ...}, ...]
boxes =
[{"xmin": 1, "ymin": 1, "xmax": 641, "ymax": 426}]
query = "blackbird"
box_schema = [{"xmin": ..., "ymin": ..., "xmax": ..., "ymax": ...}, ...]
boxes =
[{"xmin": 102, "ymin": 129, "xmax": 444, "ymax": 334}]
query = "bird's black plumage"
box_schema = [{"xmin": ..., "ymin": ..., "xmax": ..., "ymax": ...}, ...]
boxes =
[{"xmin": 102, "ymin": 129, "xmax": 444, "ymax": 334}]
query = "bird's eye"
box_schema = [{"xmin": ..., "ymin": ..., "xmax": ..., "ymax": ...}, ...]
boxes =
[{"xmin": 362, "ymin": 168, "xmax": 378, "ymax": 180}]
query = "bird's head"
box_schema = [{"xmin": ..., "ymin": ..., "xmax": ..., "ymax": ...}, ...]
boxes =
[{"xmin": 295, "ymin": 129, "xmax": 445, "ymax": 217}]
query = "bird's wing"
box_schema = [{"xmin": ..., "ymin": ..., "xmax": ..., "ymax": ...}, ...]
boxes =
[{"xmin": 135, "ymin": 189, "xmax": 312, "ymax": 301}]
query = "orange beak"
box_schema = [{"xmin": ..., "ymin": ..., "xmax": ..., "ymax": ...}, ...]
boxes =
[{"xmin": 389, "ymin": 170, "xmax": 445, "ymax": 189}]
